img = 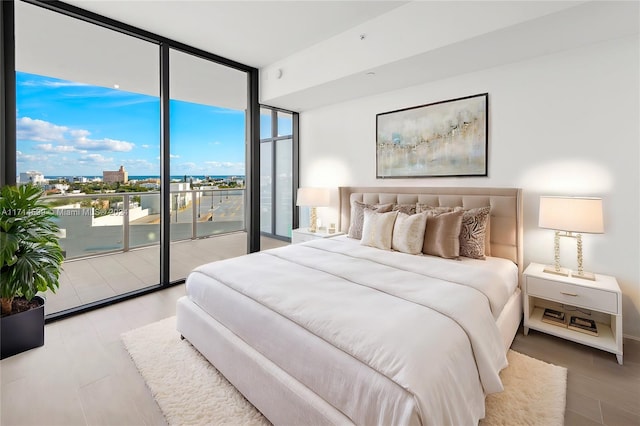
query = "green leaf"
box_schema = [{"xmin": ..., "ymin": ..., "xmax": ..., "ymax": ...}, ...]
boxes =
[{"xmin": 0, "ymin": 184, "xmax": 64, "ymax": 311}]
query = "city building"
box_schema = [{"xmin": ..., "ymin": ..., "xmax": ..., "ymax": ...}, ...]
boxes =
[
  {"xmin": 102, "ymin": 165, "xmax": 129, "ymax": 183},
  {"xmin": 18, "ymin": 170, "xmax": 46, "ymax": 185}
]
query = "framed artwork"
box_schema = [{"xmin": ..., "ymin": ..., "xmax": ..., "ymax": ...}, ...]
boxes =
[{"xmin": 376, "ymin": 93, "xmax": 488, "ymax": 178}]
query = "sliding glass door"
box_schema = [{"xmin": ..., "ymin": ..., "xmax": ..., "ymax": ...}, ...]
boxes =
[
  {"xmin": 15, "ymin": 0, "xmax": 161, "ymax": 314},
  {"xmin": 8, "ymin": 0, "xmax": 257, "ymax": 318},
  {"xmin": 168, "ymin": 48, "xmax": 248, "ymax": 281}
]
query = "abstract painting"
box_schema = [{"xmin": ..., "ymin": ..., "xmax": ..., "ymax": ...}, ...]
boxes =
[{"xmin": 376, "ymin": 93, "xmax": 488, "ymax": 178}]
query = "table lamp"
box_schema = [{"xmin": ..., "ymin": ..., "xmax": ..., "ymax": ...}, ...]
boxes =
[
  {"xmin": 538, "ymin": 196, "xmax": 604, "ymax": 280},
  {"xmin": 296, "ymin": 188, "xmax": 330, "ymax": 233}
]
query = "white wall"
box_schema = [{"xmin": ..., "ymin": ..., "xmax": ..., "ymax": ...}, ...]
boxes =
[{"xmin": 299, "ymin": 35, "xmax": 640, "ymax": 339}]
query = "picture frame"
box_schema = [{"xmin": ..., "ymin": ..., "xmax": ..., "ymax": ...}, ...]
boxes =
[{"xmin": 376, "ymin": 93, "xmax": 488, "ymax": 178}]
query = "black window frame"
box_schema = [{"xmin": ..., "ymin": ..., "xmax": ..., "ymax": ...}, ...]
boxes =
[
  {"xmin": 259, "ymin": 105, "xmax": 299, "ymax": 241},
  {"xmin": 1, "ymin": 0, "xmax": 261, "ymax": 322}
]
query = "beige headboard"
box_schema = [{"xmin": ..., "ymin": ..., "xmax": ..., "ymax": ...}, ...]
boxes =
[{"xmin": 339, "ymin": 186, "xmax": 524, "ymax": 279}]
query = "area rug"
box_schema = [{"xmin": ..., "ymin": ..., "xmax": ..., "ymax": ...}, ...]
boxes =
[{"xmin": 122, "ymin": 316, "xmax": 567, "ymax": 426}]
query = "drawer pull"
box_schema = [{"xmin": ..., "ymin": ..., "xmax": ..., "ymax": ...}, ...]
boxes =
[{"xmin": 560, "ymin": 292, "xmax": 578, "ymax": 297}]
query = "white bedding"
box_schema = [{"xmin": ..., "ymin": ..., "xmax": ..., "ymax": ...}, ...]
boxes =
[
  {"xmin": 331, "ymin": 235, "xmax": 519, "ymax": 319},
  {"xmin": 186, "ymin": 237, "xmax": 518, "ymax": 425}
]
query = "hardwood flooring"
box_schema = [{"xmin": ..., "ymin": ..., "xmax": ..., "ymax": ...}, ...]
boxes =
[
  {"xmin": 511, "ymin": 327, "xmax": 640, "ymax": 425},
  {"xmin": 2, "ymin": 266, "xmax": 639, "ymax": 425}
]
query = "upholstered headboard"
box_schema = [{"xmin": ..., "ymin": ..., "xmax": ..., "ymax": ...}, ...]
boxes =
[{"xmin": 338, "ymin": 186, "xmax": 524, "ymax": 279}]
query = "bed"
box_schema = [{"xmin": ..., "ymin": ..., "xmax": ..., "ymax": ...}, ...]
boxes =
[{"xmin": 176, "ymin": 186, "xmax": 523, "ymax": 425}]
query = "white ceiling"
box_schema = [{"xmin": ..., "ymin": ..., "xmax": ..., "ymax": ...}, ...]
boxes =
[
  {"xmin": 63, "ymin": 0, "xmax": 408, "ymax": 68},
  {"xmin": 16, "ymin": 1, "xmax": 639, "ymax": 112}
]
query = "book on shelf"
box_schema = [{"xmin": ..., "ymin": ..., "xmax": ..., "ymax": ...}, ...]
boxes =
[
  {"xmin": 568, "ymin": 316, "xmax": 598, "ymax": 336},
  {"xmin": 541, "ymin": 308, "xmax": 567, "ymax": 327}
]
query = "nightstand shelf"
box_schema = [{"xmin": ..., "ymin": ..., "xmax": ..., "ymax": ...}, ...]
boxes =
[
  {"xmin": 528, "ymin": 307, "xmax": 616, "ymax": 353},
  {"xmin": 291, "ymin": 228, "xmax": 345, "ymax": 244},
  {"xmin": 523, "ymin": 263, "xmax": 623, "ymax": 365}
]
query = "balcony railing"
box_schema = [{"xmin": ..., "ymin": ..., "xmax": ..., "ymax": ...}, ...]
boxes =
[{"xmin": 44, "ymin": 188, "xmax": 245, "ymax": 260}]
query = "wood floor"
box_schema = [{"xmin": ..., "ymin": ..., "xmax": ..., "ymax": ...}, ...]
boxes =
[
  {"xmin": 2, "ymin": 274, "xmax": 639, "ymax": 425},
  {"xmin": 511, "ymin": 327, "xmax": 640, "ymax": 426}
]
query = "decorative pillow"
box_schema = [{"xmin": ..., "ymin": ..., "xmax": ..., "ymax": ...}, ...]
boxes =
[
  {"xmin": 392, "ymin": 204, "xmax": 417, "ymax": 215},
  {"xmin": 484, "ymin": 217, "xmax": 492, "ymax": 257},
  {"xmin": 361, "ymin": 210, "xmax": 398, "ymax": 250},
  {"xmin": 422, "ymin": 210, "xmax": 463, "ymax": 259},
  {"xmin": 348, "ymin": 201, "xmax": 393, "ymax": 239},
  {"xmin": 392, "ymin": 212, "xmax": 428, "ymax": 254},
  {"xmin": 416, "ymin": 204, "xmax": 454, "ymax": 215},
  {"xmin": 457, "ymin": 206, "xmax": 491, "ymax": 259}
]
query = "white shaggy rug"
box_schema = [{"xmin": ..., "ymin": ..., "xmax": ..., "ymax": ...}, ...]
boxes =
[{"xmin": 122, "ymin": 316, "xmax": 567, "ymax": 426}]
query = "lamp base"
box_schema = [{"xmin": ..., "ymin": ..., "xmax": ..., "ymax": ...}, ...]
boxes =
[
  {"xmin": 309, "ymin": 207, "xmax": 318, "ymax": 233},
  {"xmin": 572, "ymin": 270, "xmax": 596, "ymax": 281},
  {"xmin": 543, "ymin": 265, "xmax": 570, "ymax": 277}
]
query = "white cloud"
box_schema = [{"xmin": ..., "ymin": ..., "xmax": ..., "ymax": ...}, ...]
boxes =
[
  {"xmin": 78, "ymin": 154, "xmax": 113, "ymax": 164},
  {"xmin": 35, "ymin": 143, "xmax": 79, "ymax": 153},
  {"xmin": 18, "ymin": 116, "xmax": 135, "ymax": 153},
  {"xmin": 170, "ymin": 154, "xmax": 180, "ymax": 158},
  {"xmin": 69, "ymin": 129, "xmax": 90, "ymax": 139},
  {"xmin": 141, "ymin": 144, "xmax": 151, "ymax": 149},
  {"xmin": 16, "ymin": 150, "xmax": 48, "ymax": 163},
  {"xmin": 75, "ymin": 137, "xmax": 135, "ymax": 152},
  {"xmin": 17, "ymin": 117, "xmax": 68, "ymax": 142}
]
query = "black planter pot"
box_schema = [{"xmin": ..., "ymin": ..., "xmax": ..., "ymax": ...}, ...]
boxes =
[{"xmin": 1, "ymin": 296, "xmax": 45, "ymax": 359}]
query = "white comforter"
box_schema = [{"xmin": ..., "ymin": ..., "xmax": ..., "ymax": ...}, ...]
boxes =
[{"xmin": 188, "ymin": 238, "xmax": 513, "ymax": 425}]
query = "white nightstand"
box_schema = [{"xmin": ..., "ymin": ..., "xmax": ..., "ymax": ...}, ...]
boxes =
[
  {"xmin": 291, "ymin": 228, "xmax": 345, "ymax": 244},
  {"xmin": 523, "ymin": 263, "xmax": 623, "ymax": 364}
]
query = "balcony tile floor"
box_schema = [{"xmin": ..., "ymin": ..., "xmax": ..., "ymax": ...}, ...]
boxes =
[{"xmin": 47, "ymin": 233, "xmax": 289, "ymax": 315}]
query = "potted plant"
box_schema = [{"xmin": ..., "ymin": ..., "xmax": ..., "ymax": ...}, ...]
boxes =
[{"xmin": 0, "ymin": 184, "xmax": 64, "ymax": 359}]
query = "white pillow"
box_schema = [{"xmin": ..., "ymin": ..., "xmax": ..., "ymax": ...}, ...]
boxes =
[
  {"xmin": 392, "ymin": 212, "xmax": 428, "ymax": 254},
  {"xmin": 360, "ymin": 210, "xmax": 398, "ymax": 250},
  {"xmin": 348, "ymin": 201, "xmax": 394, "ymax": 239}
]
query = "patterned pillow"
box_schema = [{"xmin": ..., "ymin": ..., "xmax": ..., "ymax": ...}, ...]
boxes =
[
  {"xmin": 422, "ymin": 210, "xmax": 463, "ymax": 259},
  {"xmin": 457, "ymin": 206, "xmax": 491, "ymax": 259},
  {"xmin": 361, "ymin": 210, "xmax": 398, "ymax": 250},
  {"xmin": 348, "ymin": 201, "xmax": 393, "ymax": 239},
  {"xmin": 392, "ymin": 212, "xmax": 428, "ymax": 254},
  {"xmin": 416, "ymin": 204, "xmax": 454, "ymax": 215},
  {"xmin": 392, "ymin": 204, "xmax": 417, "ymax": 215}
]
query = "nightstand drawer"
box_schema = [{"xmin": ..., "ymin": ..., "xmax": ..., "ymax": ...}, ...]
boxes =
[{"xmin": 527, "ymin": 276, "xmax": 618, "ymax": 314}]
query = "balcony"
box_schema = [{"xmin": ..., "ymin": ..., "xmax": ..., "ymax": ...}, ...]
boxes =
[{"xmin": 42, "ymin": 189, "xmax": 289, "ymax": 316}]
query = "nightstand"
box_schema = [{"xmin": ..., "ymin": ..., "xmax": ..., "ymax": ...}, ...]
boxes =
[
  {"xmin": 291, "ymin": 228, "xmax": 345, "ymax": 244},
  {"xmin": 523, "ymin": 263, "xmax": 623, "ymax": 364}
]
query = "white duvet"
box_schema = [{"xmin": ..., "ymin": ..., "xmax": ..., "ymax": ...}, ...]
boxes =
[{"xmin": 188, "ymin": 237, "xmax": 515, "ymax": 425}]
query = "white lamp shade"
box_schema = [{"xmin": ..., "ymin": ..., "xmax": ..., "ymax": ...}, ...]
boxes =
[
  {"xmin": 539, "ymin": 196, "xmax": 604, "ymax": 234},
  {"xmin": 296, "ymin": 187, "xmax": 330, "ymax": 207}
]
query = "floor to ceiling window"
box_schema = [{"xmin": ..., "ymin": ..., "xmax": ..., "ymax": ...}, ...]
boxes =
[
  {"xmin": 168, "ymin": 48, "xmax": 248, "ymax": 281},
  {"xmin": 260, "ymin": 106, "xmax": 298, "ymax": 240},
  {"xmin": 7, "ymin": 0, "xmax": 259, "ymax": 319},
  {"xmin": 14, "ymin": 0, "xmax": 161, "ymax": 314}
]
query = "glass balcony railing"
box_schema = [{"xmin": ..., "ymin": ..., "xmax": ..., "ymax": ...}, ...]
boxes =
[{"xmin": 43, "ymin": 189, "xmax": 245, "ymax": 260}]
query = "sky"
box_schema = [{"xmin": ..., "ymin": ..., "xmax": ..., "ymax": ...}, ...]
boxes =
[{"xmin": 16, "ymin": 71, "xmax": 250, "ymax": 178}]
